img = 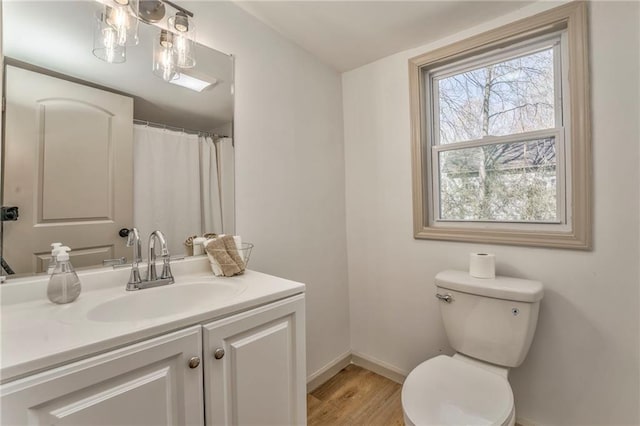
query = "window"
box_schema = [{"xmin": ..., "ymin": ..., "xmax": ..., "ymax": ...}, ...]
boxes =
[
  {"xmin": 409, "ymin": 2, "xmax": 591, "ymax": 249},
  {"xmin": 432, "ymin": 35, "xmax": 566, "ymax": 224}
]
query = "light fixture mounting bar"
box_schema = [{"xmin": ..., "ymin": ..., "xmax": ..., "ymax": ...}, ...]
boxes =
[{"xmin": 161, "ymin": 0, "xmax": 193, "ymax": 18}]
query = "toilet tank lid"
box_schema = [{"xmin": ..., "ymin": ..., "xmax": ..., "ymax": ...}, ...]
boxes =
[{"xmin": 435, "ymin": 270, "xmax": 544, "ymax": 302}]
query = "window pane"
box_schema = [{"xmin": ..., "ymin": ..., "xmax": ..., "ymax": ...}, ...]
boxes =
[
  {"xmin": 437, "ymin": 48, "xmax": 555, "ymax": 144},
  {"xmin": 438, "ymin": 138, "xmax": 558, "ymax": 222}
]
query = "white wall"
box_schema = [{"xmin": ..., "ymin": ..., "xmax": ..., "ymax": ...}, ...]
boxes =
[
  {"xmin": 343, "ymin": 2, "xmax": 640, "ymax": 425},
  {"xmin": 183, "ymin": 1, "xmax": 351, "ymax": 378}
]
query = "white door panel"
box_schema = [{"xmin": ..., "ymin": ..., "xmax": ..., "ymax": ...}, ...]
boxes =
[{"xmin": 39, "ymin": 99, "xmax": 113, "ymax": 221}]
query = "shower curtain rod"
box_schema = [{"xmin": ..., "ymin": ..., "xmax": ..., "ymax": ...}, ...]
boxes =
[{"xmin": 133, "ymin": 119, "xmax": 229, "ymax": 140}]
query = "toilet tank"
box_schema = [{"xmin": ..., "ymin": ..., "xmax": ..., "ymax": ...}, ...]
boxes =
[{"xmin": 435, "ymin": 270, "xmax": 544, "ymax": 368}]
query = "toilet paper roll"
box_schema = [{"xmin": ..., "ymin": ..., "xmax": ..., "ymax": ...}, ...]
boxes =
[{"xmin": 469, "ymin": 253, "xmax": 495, "ymax": 279}]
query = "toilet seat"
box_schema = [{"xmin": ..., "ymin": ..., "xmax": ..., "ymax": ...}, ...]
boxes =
[{"xmin": 402, "ymin": 355, "xmax": 514, "ymax": 426}]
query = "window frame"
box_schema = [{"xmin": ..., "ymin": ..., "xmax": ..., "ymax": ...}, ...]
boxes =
[{"xmin": 409, "ymin": 1, "xmax": 591, "ymax": 249}]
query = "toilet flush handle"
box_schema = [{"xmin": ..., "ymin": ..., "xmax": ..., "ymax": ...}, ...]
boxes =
[{"xmin": 435, "ymin": 293, "xmax": 453, "ymax": 303}]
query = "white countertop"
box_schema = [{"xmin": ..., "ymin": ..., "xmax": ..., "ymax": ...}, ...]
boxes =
[{"xmin": 0, "ymin": 257, "xmax": 305, "ymax": 384}]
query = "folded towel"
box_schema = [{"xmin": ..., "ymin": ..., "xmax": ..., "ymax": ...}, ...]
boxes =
[
  {"xmin": 223, "ymin": 236, "xmax": 245, "ymax": 270},
  {"xmin": 204, "ymin": 238, "xmax": 223, "ymax": 276},
  {"xmin": 205, "ymin": 235, "xmax": 246, "ymax": 277},
  {"xmin": 204, "ymin": 234, "xmax": 227, "ymax": 276}
]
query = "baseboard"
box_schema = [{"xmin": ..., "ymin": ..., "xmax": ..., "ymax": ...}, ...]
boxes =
[
  {"xmin": 306, "ymin": 350, "xmax": 352, "ymax": 393},
  {"xmin": 351, "ymin": 351, "xmax": 408, "ymax": 385}
]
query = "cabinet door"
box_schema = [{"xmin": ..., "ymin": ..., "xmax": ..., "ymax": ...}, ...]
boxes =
[
  {"xmin": 1, "ymin": 326, "xmax": 204, "ymax": 426},
  {"xmin": 203, "ymin": 294, "xmax": 306, "ymax": 426}
]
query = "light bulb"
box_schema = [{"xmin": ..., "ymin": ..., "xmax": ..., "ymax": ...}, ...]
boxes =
[
  {"xmin": 176, "ymin": 35, "xmax": 187, "ymax": 64},
  {"xmin": 102, "ymin": 27, "xmax": 118, "ymax": 63},
  {"xmin": 104, "ymin": 3, "xmax": 139, "ymax": 47},
  {"xmin": 153, "ymin": 30, "xmax": 178, "ymax": 81},
  {"xmin": 103, "ymin": 27, "xmax": 116, "ymax": 48},
  {"xmin": 161, "ymin": 46, "xmax": 178, "ymax": 81},
  {"xmin": 112, "ymin": 7, "xmax": 129, "ymax": 46}
]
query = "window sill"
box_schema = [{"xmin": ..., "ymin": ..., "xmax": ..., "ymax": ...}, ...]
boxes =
[{"xmin": 413, "ymin": 224, "xmax": 591, "ymax": 250}]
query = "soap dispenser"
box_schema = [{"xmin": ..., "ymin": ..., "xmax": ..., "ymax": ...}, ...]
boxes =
[
  {"xmin": 47, "ymin": 242, "xmax": 63, "ymax": 275},
  {"xmin": 47, "ymin": 246, "xmax": 81, "ymax": 304}
]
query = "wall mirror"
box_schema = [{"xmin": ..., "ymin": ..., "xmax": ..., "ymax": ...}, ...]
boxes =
[{"xmin": 1, "ymin": 0, "xmax": 234, "ymax": 277}]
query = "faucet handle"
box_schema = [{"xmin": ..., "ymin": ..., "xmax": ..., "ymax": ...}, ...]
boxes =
[
  {"xmin": 126, "ymin": 229, "xmax": 135, "ymax": 247},
  {"xmin": 161, "ymin": 256, "xmax": 174, "ymax": 282},
  {"xmin": 103, "ymin": 257, "xmax": 127, "ymax": 266},
  {"xmin": 126, "ymin": 228, "xmax": 143, "ymax": 263}
]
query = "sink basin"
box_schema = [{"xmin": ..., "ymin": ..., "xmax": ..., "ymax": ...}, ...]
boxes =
[{"xmin": 87, "ymin": 281, "xmax": 246, "ymax": 322}]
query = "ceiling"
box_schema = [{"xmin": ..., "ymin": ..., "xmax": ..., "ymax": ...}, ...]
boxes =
[{"xmin": 235, "ymin": 1, "xmax": 536, "ymax": 72}]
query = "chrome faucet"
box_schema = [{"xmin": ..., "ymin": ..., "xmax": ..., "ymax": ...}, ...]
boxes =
[
  {"xmin": 125, "ymin": 229, "xmax": 174, "ymax": 291},
  {"xmin": 147, "ymin": 230, "xmax": 173, "ymax": 283}
]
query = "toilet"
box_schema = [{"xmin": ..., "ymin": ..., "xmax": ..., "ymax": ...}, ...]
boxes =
[{"xmin": 401, "ymin": 270, "xmax": 544, "ymax": 426}]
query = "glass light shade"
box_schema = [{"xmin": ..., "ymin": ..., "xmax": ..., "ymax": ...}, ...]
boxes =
[
  {"xmin": 93, "ymin": 11, "xmax": 126, "ymax": 63},
  {"xmin": 152, "ymin": 30, "xmax": 179, "ymax": 81},
  {"xmin": 105, "ymin": 0, "xmax": 139, "ymax": 47},
  {"xmin": 168, "ymin": 12, "xmax": 196, "ymax": 68}
]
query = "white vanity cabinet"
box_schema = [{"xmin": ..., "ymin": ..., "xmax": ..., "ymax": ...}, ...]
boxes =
[
  {"xmin": 203, "ymin": 294, "xmax": 306, "ymax": 426},
  {"xmin": 0, "ymin": 326, "xmax": 204, "ymax": 426},
  {"xmin": 1, "ymin": 292, "xmax": 307, "ymax": 426}
]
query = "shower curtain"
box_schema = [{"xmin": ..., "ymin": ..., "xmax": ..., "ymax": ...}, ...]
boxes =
[
  {"xmin": 133, "ymin": 125, "xmax": 225, "ymax": 256},
  {"xmin": 199, "ymin": 136, "xmax": 223, "ymax": 235},
  {"xmin": 217, "ymin": 137, "xmax": 235, "ymax": 235}
]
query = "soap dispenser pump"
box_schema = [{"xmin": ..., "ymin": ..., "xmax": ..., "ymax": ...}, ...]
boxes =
[
  {"xmin": 47, "ymin": 242, "xmax": 63, "ymax": 275},
  {"xmin": 47, "ymin": 246, "xmax": 81, "ymax": 304}
]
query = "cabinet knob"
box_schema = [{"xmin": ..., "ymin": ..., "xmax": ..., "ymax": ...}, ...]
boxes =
[
  {"xmin": 188, "ymin": 356, "xmax": 201, "ymax": 369},
  {"xmin": 213, "ymin": 348, "xmax": 225, "ymax": 359}
]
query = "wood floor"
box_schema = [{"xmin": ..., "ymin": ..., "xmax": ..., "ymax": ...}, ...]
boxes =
[
  {"xmin": 308, "ymin": 364, "xmax": 524, "ymax": 426},
  {"xmin": 307, "ymin": 364, "xmax": 404, "ymax": 426}
]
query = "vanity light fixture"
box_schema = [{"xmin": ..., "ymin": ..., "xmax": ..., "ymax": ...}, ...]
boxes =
[{"xmin": 93, "ymin": 0, "xmax": 197, "ymax": 82}]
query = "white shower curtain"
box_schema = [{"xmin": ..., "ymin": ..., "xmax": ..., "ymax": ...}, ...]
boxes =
[
  {"xmin": 199, "ymin": 136, "xmax": 223, "ymax": 235},
  {"xmin": 133, "ymin": 125, "xmax": 225, "ymax": 256},
  {"xmin": 217, "ymin": 137, "xmax": 235, "ymax": 235}
]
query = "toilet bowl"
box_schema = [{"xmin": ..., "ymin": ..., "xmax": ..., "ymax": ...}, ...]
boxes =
[
  {"xmin": 401, "ymin": 270, "xmax": 543, "ymax": 426},
  {"xmin": 402, "ymin": 355, "xmax": 515, "ymax": 426}
]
